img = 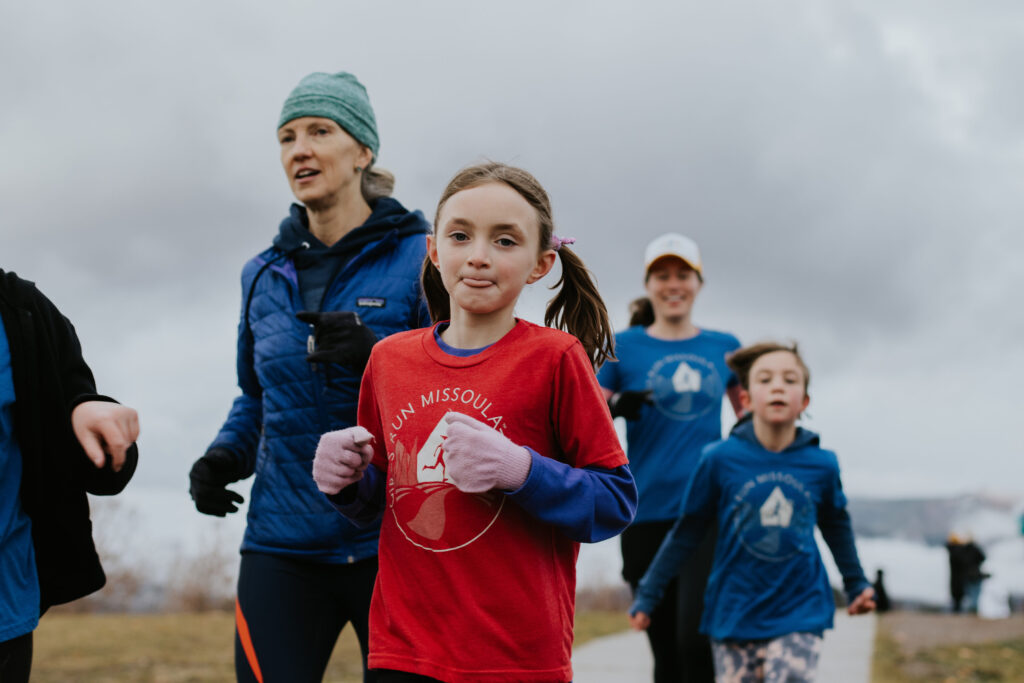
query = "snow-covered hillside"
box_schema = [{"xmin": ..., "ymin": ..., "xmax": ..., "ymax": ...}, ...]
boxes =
[{"xmin": 88, "ymin": 487, "xmax": 1023, "ymax": 611}]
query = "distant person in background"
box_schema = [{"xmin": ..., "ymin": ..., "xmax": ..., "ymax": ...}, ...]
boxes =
[
  {"xmin": 187, "ymin": 71, "xmax": 430, "ymax": 682},
  {"xmin": 0, "ymin": 269, "xmax": 140, "ymax": 683},
  {"xmin": 597, "ymin": 233, "xmax": 743, "ymax": 683},
  {"xmin": 946, "ymin": 533, "xmax": 987, "ymax": 614},
  {"xmin": 873, "ymin": 569, "xmax": 891, "ymax": 613},
  {"xmin": 630, "ymin": 342, "xmax": 875, "ymax": 683}
]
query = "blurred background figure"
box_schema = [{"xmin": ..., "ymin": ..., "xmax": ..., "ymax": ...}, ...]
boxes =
[
  {"xmin": 873, "ymin": 568, "xmax": 891, "ymax": 613},
  {"xmin": 598, "ymin": 233, "xmax": 743, "ymax": 683},
  {"xmin": 945, "ymin": 532, "xmax": 987, "ymax": 614}
]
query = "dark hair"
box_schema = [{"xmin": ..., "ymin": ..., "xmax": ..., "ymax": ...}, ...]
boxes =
[
  {"xmin": 421, "ymin": 162, "xmax": 615, "ymax": 368},
  {"xmin": 628, "ymin": 297, "xmax": 655, "ymax": 327},
  {"xmin": 726, "ymin": 341, "xmax": 810, "ymax": 392}
]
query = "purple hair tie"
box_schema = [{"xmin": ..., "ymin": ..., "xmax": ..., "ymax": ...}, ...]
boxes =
[{"xmin": 551, "ymin": 235, "xmax": 576, "ymax": 251}]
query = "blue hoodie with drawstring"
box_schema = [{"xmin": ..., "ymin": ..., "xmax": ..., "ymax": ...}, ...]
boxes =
[
  {"xmin": 631, "ymin": 417, "xmax": 871, "ymax": 640},
  {"xmin": 209, "ymin": 198, "xmax": 430, "ymax": 563}
]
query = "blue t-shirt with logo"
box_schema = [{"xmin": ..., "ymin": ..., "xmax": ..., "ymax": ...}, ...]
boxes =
[
  {"xmin": 0, "ymin": 315, "xmax": 40, "ymax": 641},
  {"xmin": 632, "ymin": 420, "xmax": 870, "ymax": 640},
  {"xmin": 597, "ymin": 327, "xmax": 739, "ymax": 523}
]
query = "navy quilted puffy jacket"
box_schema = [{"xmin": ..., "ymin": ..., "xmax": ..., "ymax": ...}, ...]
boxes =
[{"xmin": 209, "ymin": 198, "xmax": 430, "ymax": 563}]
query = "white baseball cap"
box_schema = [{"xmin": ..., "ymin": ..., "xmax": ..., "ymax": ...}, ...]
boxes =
[{"xmin": 643, "ymin": 233, "xmax": 703, "ymax": 278}]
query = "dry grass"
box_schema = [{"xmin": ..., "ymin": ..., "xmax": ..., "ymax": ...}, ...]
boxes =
[
  {"xmin": 33, "ymin": 609, "xmax": 631, "ymax": 682},
  {"xmin": 33, "ymin": 612, "xmax": 240, "ymax": 683},
  {"xmin": 872, "ymin": 611, "xmax": 1024, "ymax": 682}
]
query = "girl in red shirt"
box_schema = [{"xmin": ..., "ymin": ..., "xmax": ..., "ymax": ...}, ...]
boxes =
[{"xmin": 313, "ymin": 162, "xmax": 638, "ymax": 682}]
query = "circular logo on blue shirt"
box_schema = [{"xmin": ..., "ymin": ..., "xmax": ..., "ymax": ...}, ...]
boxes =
[
  {"xmin": 646, "ymin": 353, "xmax": 725, "ymax": 421},
  {"xmin": 731, "ymin": 474, "xmax": 816, "ymax": 562}
]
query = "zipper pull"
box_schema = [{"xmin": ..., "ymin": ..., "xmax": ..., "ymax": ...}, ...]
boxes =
[{"xmin": 307, "ymin": 332, "xmax": 318, "ymax": 370}]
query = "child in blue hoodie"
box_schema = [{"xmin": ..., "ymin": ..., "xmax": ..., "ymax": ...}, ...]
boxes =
[{"xmin": 630, "ymin": 342, "xmax": 875, "ymax": 683}]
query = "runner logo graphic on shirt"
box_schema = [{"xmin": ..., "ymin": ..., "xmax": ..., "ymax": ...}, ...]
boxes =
[
  {"xmin": 672, "ymin": 362, "xmax": 701, "ymax": 393},
  {"xmin": 416, "ymin": 414, "xmax": 451, "ymax": 483},
  {"xmin": 732, "ymin": 472, "xmax": 815, "ymax": 561},
  {"xmin": 647, "ymin": 353, "xmax": 724, "ymax": 421},
  {"xmin": 386, "ymin": 405, "xmax": 505, "ymax": 553},
  {"xmin": 760, "ymin": 486, "xmax": 794, "ymax": 527}
]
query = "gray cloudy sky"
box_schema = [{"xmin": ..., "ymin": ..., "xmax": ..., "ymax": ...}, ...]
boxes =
[{"xmin": 3, "ymin": 1, "xmax": 1021, "ymax": 498}]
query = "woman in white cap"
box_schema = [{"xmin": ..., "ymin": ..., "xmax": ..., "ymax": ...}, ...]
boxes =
[
  {"xmin": 597, "ymin": 233, "xmax": 743, "ymax": 683},
  {"xmin": 187, "ymin": 71, "xmax": 430, "ymax": 683}
]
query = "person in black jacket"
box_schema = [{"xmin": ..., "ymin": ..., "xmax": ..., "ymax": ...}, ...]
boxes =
[
  {"xmin": 946, "ymin": 533, "xmax": 987, "ymax": 613},
  {"xmin": 0, "ymin": 269, "xmax": 139, "ymax": 682}
]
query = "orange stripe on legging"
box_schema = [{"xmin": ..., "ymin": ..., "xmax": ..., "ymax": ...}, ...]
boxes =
[{"xmin": 235, "ymin": 597, "xmax": 264, "ymax": 683}]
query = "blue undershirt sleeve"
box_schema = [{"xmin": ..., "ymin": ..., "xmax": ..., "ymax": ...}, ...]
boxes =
[
  {"xmin": 506, "ymin": 448, "xmax": 637, "ymax": 543},
  {"xmin": 326, "ymin": 464, "xmax": 386, "ymax": 528}
]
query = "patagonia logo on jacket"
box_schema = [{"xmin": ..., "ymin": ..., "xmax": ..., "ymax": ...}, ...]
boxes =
[{"xmin": 357, "ymin": 297, "xmax": 386, "ymax": 308}]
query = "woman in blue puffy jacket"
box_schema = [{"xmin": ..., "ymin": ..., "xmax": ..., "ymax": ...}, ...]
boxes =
[{"xmin": 188, "ymin": 71, "xmax": 430, "ymax": 683}]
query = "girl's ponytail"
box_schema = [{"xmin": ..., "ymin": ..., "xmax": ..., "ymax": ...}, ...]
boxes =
[
  {"xmin": 420, "ymin": 256, "xmax": 450, "ymax": 323},
  {"xmin": 546, "ymin": 246, "xmax": 615, "ymax": 369}
]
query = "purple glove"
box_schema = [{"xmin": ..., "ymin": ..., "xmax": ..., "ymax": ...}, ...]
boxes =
[
  {"xmin": 443, "ymin": 412, "xmax": 532, "ymax": 493},
  {"xmin": 313, "ymin": 426, "xmax": 375, "ymax": 495}
]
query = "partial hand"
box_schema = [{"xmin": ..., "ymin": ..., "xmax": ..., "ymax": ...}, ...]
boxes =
[
  {"xmin": 847, "ymin": 587, "xmax": 876, "ymax": 615},
  {"xmin": 71, "ymin": 400, "xmax": 140, "ymax": 471},
  {"xmin": 297, "ymin": 311, "xmax": 378, "ymax": 370},
  {"xmin": 314, "ymin": 426, "xmax": 375, "ymax": 495},
  {"xmin": 608, "ymin": 390, "xmax": 653, "ymax": 420},
  {"xmin": 189, "ymin": 448, "xmax": 245, "ymax": 517},
  {"xmin": 442, "ymin": 412, "xmax": 532, "ymax": 493},
  {"xmin": 629, "ymin": 611, "xmax": 651, "ymax": 630}
]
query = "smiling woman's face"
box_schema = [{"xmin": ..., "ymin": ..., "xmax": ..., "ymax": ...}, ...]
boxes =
[
  {"xmin": 644, "ymin": 257, "xmax": 702, "ymax": 324},
  {"xmin": 277, "ymin": 117, "xmax": 372, "ymax": 209}
]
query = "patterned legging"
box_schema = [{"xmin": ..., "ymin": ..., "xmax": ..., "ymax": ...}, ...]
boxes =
[{"xmin": 711, "ymin": 632, "xmax": 822, "ymax": 683}]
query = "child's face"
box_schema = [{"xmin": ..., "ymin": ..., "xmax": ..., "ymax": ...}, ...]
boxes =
[
  {"xmin": 428, "ymin": 181, "xmax": 556, "ymax": 321},
  {"xmin": 645, "ymin": 258, "xmax": 702, "ymax": 323},
  {"xmin": 743, "ymin": 350, "xmax": 809, "ymax": 426}
]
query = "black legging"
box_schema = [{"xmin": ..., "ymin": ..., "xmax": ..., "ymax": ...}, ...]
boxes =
[
  {"xmin": 622, "ymin": 521, "xmax": 716, "ymax": 683},
  {"xmin": 0, "ymin": 631, "xmax": 32, "ymax": 683},
  {"xmin": 234, "ymin": 552, "xmax": 378, "ymax": 683}
]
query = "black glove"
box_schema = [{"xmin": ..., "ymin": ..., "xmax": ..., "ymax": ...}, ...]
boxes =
[
  {"xmin": 189, "ymin": 447, "xmax": 245, "ymax": 517},
  {"xmin": 296, "ymin": 311, "xmax": 378, "ymax": 370},
  {"xmin": 608, "ymin": 390, "xmax": 654, "ymax": 420}
]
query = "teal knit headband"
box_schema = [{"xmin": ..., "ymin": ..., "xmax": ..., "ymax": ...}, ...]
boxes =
[{"xmin": 278, "ymin": 71, "xmax": 380, "ymax": 160}]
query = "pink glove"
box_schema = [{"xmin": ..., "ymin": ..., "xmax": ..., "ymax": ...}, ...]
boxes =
[
  {"xmin": 313, "ymin": 426, "xmax": 375, "ymax": 495},
  {"xmin": 443, "ymin": 412, "xmax": 532, "ymax": 493}
]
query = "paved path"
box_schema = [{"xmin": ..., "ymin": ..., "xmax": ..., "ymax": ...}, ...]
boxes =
[{"xmin": 572, "ymin": 610, "xmax": 876, "ymax": 682}]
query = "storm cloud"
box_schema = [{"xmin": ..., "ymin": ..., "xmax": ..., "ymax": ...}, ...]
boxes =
[{"xmin": 3, "ymin": 0, "xmax": 1021, "ymax": 497}]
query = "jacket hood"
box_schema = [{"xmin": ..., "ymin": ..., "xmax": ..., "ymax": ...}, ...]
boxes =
[
  {"xmin": 273, "ymin": 197, "xmax": 429, "ymax": 267},
  {"xmin": 730, "ymin": 413, "xmax": 820, "ymax": 451}
]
